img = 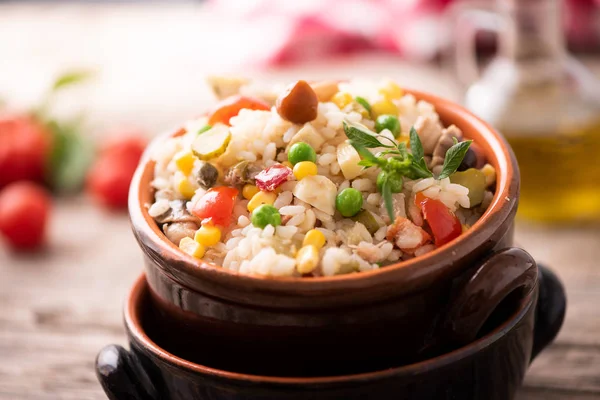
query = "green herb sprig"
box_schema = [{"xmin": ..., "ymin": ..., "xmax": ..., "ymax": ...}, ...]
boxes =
[{"xmin": 343, "ymin": 120, "xmax": 472, "ymax": 221}]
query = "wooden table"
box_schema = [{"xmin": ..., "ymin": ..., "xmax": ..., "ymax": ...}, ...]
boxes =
[{"xmin": 1, "ymin": 3, "xmax": 599, "ymax": 399}]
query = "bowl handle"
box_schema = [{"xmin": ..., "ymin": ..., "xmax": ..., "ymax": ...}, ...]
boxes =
[
  {"xmin": 442, "ymin": 247, "xmax": 538, "ymax": 346},
  {"xmin": 531, "ymin": 264, "xmax": 566, "ymax": 360},
  {"xmin": 96, "ymin": 344, "xmax": 159, "ymax": 400}
]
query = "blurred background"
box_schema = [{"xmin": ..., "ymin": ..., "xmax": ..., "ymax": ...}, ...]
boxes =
[{"xmin": 0, "ymin": 0, "xmax": 599, "ymax": 399}]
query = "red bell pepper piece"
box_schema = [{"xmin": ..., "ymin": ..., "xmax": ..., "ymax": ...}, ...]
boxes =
[
  {"xmin": 191, "ymin": 186, "xmax": 239, "ymax": 226},
  {"xmin": 208, "ymin": 95, "xmax": 270, "ymax": 126},
  {"xmin": 414, "ymin": 192, "xmax": 462, "ymax": 246}
]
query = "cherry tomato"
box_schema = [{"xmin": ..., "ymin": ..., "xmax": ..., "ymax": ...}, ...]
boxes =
[
  {"xmin": 414, "ymin": 192, "xmax": 462, "ymax": 246},
  {"xmin": 191, "ymin": 186, "xmax": 239, "ymax": 226},
  {"xmin": 102, "ymin": 130, "xmax": 147, "ymax": 161},
  {"xmin": 0, "ymin": 115, "xmax": 52, "ymax": 188},
  {"xmin": 86, "ymin": 153, "xmax": 138, "ymax": 209},
  {"xmin": 208, "ymin": 95, "xmax": 270, "ymax": 126},
  {"xmin": 0, "ymin": 181, "xmax": 51, "ymax": 250}
]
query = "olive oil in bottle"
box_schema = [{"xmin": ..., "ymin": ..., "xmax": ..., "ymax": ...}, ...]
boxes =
[{"xmin": 457, "ymin": 0, "xmax": 600, "ymax": 222}]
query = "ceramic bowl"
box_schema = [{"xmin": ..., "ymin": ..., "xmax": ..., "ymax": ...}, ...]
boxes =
[
  {"xmin": 130, "ymin": 89, "xmax": 535, "ymax": 375},
  {"xmin": 96, "ymin": 265, "xmax": 565, "ymax": 400}
]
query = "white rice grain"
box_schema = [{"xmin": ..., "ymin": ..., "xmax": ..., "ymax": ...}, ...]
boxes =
[{"xmin": 279, "ymin": 205, "xmax": 306, "ymax": 216}]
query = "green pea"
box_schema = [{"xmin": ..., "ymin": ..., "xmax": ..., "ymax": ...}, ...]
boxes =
[
  {"xmin": 288, "ymin": 142, "xmax": 317, "ymax": 165},
  {"xmin": 375, "ymin": 115, "xmax": 401, "ymax": 138},
  {"xmin": 251, "ymin": 204, "xmax": 282, "ymax": 229},
  {"xmin": 335, "ymin": 188, "xmax": 363, "ymax": 217},
  {"xmin": 376, "ymin": 170, "xmax": 403, "ymax": 193},
  {"xmin": 354, "ymin": 96, "xmax": 372, "ymax": 114}
]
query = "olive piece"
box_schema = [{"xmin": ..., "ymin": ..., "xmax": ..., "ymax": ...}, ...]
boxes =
[
  {"xmin": 276, "ymin": 80, "xmax": 318, "ymax": 124},
  {"xmin": 458, "ymin": 147, "xmax": 477, "ymax": 171},
  {"xmin": 196, "ymin": 161, "xmax": 219, "ymax": 189}
]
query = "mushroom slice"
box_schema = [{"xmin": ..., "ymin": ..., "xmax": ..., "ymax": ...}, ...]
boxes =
[{"xmin": 154, "ymin": 200, "xmax": 199, "ymax": 224}]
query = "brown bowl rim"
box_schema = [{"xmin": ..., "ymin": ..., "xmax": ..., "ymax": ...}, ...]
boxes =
[
  {"xmin": 129, "ymin": 88, "xmax": 518, "ymax": 292},
  {"xmin": 125, "ymin": 273, "xmax": 534, "ymax": 384}
]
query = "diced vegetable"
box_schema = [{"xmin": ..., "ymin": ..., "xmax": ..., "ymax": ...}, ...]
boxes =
[
  {"xmin": 293, "ymin": 175, "xmax": 337, "ymax": 215},
  {"xmin": 449, "ymin": 168, "xmax": 486, "ymax": 207},
  {"xmin": 197, "ymin": 125, "xmax": 212, "ymax": 135},
  {"xmin": 196, "ymin": 161, "xmax": 219, "ymax": 189},
  {"xmin": 191, "ymin": 186, "xmax": 238, "ymax": 226},
  {"xmin": 288, "ymin": 142, "xmax": 317, "ymax": 165},
  {"xmin": 292, "ymin": 161, "xmax": 318, "ymax": 180},
  {"xmin": 375, "ymin": 115, "xmax": 401, "ymax": 138},
  {"xmin": 208, "ymin": 95, "xmax": 270, "ymax": 126},
  {"xmin": 303, "ymin": 229, "xmax": 326, "ymax": 249},
  {"xmin": 378, "ymin": 79, "xmax": 404, "ymax": 100},
  {"xmin": 174, "ymin": 151, "xmax": 196, "ymax": 175},
  {"xmin": 351, "ymin": 209, "xmax": 380, "ymax": 234},
  {"xmin": 335, "ymin": 188, "xmax": 363, "ymax": 217},
  {"xmin": 255, "ymin": 164, "xmax": 293, "ymax": 192},
  {"xmin": 331, "ymin": 92, "xmax": 353, "ymax": 109},
  {"xmin": 179, "ymin": 237, "xmax": 206, "ymax": 258},
  {"xmin": 247, "ymin": 191, "xmax": 277, "ymax": 213},
  {"xmin": 481, "ymin": 163, "xmax": 496, "ymax": 187},
  {"xmin": 194, "ymin": 224, "xmax": 221, "ymax": 247},
  {"xmin": 371, "ymin": 98, "xmax": 399, "ymax": 118},
  {"xmin": 175, "ymin": 172, "xmax": 196, "ymax": 199},
  {"xmin": 191, "ymin": 124, "xmax": 231, "ymax": 160},
  {"xmin": 251, "ymin": 204, "xmax": 281, "ymax": 229},
  {"xmin": 296, "ymin": 245, "xmax": 319, "ymax": 274},
  {"xmin": 337, "ymin": 141, "xmax": 363, "ymax": 180},
  {"xmin": 415, "ymin": 192, "xmax": 461, "ymax": 246},
  {"xmin": 0, "ymin": 182, "xmax": 51, "ymax": 250},
  {"xmin": 276, "ymin": 80, "xmax": 319, "ymax": 124},
  {"xmin": 242, "ymin": 184, "xmax": 259, "ymax": 200}
]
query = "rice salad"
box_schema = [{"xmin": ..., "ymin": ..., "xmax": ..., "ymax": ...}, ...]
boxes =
[{"xmin": 148, "ymin": 78, "xmax": 496, "ymax": 277}]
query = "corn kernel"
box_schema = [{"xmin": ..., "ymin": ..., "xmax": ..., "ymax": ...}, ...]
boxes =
[
  {"xmin": 247, "ymin": 191, "xmax": 277, "ymax": 213},
  {"xmin": 378, "ymin": 80, "xmax": 404, "ymax": 100},
  {"xmin": 371, "ymin": 98, "xmax": 399, "ymax": 118},
  {"xmin": 175, "ymin": 173, "xmax": 196, "ymax": 199},
  {"xmin": 296, "ymin": 245, "xmax": 320, "ymax": 274},
  {"xmin": 331, "ymin": 92, "xmax": 353, "ymax": 109},
  {"xmin": 179, "ymin": 237, "xmax": 206, "ymax": 259},
  {"xmin": 281, "ymin": 161, "xmax": 293, "ymax": 169},
  {"xmin": 194, "ymin": 224, "xmax": 221, "ymax": 247},
  {"xmin": 481, "ymin": 163, "xmax": 496, "ymax": 187},
  {"xmin": 397, "ymin": 134, "xmax": 409, "ymax": 147},
  {"xmin": 174, "ymin": 151, "xmax": 197, "ymax": 175},
  {"xmin": 293, "ymin": 161, "xmax": 318, "ymax": 181},
  {"xmin": 242, "ymin": 184, "xmax": 260, "ymax": 200},
  {"xmin": 303, "ymin": 229, "xmax": 326, "ymax": 249}
]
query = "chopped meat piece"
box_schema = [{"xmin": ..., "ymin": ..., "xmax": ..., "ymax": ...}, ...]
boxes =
[
  {"xmin": 431, "ymin": 125, "xmax": 464, "ymax": 168},
  {"xmin": 414, "ymin": 116, "xmax": 444, "ymax": 155}
]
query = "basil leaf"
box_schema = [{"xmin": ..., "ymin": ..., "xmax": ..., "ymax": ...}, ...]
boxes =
[
  {"xmin": 349, "ymin": 140, "xmax": 384, "ymax": 167},
  {"xmin": 409, "ymin": 127, "xmax": 424, "ymax": 161},
  {"xmin": 396, "ymin": 142, "xmax": 409, "ymax": 160},
  {"xmin": 343, "ymin": 121, "xmax": 392, "ymax": 149},
  {"xmin": 438, "ymin": 140, "xmax": 473, "ymax": 180},
  {"xmin": 408, "ymin": 160, "xmax": 434, "ymax": 179},
  {"xmin": 52, "ymin": 70, "xmax": 93, "ymax": 92},
  {"xmin": 381, "ymin": 176, "xmax": 395, "ymax": 222},
  {"xmin": 357, "ymin": 159, "xmax": 375, "ymax": 168},
  {"xmin": 354, "ymin": 96, "xmax": 371, "ymax": 114}
]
